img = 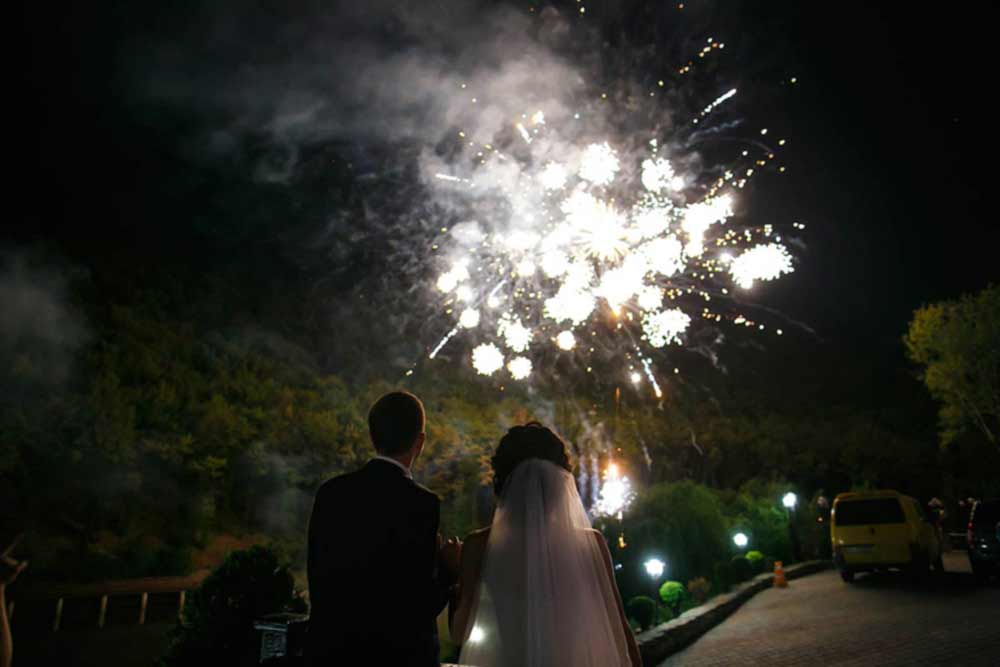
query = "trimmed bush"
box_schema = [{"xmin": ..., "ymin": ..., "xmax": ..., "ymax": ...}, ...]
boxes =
[
  {"xmin": 712, "ymin": 561, "xmax": 732, "ymax": 592},
  {"xmin": 659, "ymin": 580, "xmax": 686, "ymax": 615},
  {"xmin": 626, "ymin": 595, "xmax": 657, "ymax": 631},
  {"xmin": 686, "ymin": 577, "xmax": 711, "ymax": 604},
  {"xmin": 745, "ymin": 550, "xmax": 766, "ymax": 574},
  {"xmin": 729, "ymin": 555, "xmax": 752, "ymax": 583}
]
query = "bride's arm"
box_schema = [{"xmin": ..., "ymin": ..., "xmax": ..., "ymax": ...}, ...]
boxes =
[
  {"xmin": 593, "ymin": 531, "xmax": 644, "ymax": 667},
  {"xmin": 449, "ymin": 529, "xmax": 487, "ymax": 644}
]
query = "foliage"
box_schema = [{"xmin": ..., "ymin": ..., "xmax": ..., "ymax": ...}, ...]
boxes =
[
  {"xmin": 718, "ymin": 480, "xmax": 795, "ymax": 565},
  {"xmin": 686, "ymin": 577, "xmax": 710, "ymax": 604},
  {"xmin": 626, "ymin": 595, "xmax": 657, "ymax": 631},
  {"xmin": 745, "ymin": 550, "xmax": 768, "ymax": 575},
  {"xmin": 904, "ymin": 284, "xmax": 1000, "ymax": 449},
  {"xmin": 658, "ymin": 580, "xmax": 686, "ymax": 614},
  {"xmin": 0, "ymin": 290, "xmax": 544, "ymax": 577},
  {"xmin": 622, "ymin": 481, "xmax": 729, "ymax": 587},
  {"xmin": 728, "ymin": 556, "xmax": 752, "ymax": 584},
  {"xmin": 160, "ymin": 545, "xmax": 303, "ymax": 667}
]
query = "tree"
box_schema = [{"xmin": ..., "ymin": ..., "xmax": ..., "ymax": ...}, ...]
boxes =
[
  {"xmin": 904, "ymin": 285, "xmax": 1000, "ymax": 450},
  {"xmin": 621, "ymin": 481, "xmax": 729, "ymax": 587}
]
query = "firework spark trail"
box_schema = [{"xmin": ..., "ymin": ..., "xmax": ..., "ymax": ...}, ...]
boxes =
[
  {"xmin": 639, "ymin": 355, "xmax": 663, "ymax": 399},
  {"xmin": 695, "ymin": 88, "xmax": 738, "ymax": 122},
  {"xmin": 429, "ymin": 326, "xmax": 460, "ymax": 359}
]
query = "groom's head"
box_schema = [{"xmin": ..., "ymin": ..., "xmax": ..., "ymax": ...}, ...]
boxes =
[{"xmin": 368, "ymin": 391, "xmax": 426, "ymax": 463}]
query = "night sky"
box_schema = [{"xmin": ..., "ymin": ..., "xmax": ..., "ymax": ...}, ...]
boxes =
[{"xmin": 11, "ymin": 1, "xmax": 999, "ymax": 366}]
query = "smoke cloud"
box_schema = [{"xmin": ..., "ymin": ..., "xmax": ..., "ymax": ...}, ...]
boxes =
[
  {"xmin": 131, "ymin": 1, "xmax": 592, "ymax": 179},
  {"xmin": 0, "ymin": 250, "xmax": 89, "ymax": 396}
]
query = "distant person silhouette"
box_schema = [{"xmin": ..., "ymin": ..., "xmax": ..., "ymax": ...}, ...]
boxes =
[{"xmin": 1, "ymin": 536, "xmax": 27, "ymax": 667}]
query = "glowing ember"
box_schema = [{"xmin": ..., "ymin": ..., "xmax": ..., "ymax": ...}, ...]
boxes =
[
  {"xmin": 594, "ymin": 462, "xmax": 634, "ymax": 518},
  {"xmin": 730, "ymin": 243, "xmax": 794, "ymax": 289},
  {"xmin": 507, "ymin": 356, "xmax": 532, "ymax": 380},
  {"xmin": 556, "ymin": 330, "xmax": 576, "ymax": 351},
  {"xmin": 642, "ymin": 309, "xmax": 691, "ymax": 347},
  {"xmin": 471, "ymin": 343, "xmax": 504, "ymax": 375}
]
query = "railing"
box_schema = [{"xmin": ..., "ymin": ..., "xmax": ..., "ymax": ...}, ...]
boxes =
[{"xmin": 7, "ymin": 571, "xmax": 209, "ymax": 633}]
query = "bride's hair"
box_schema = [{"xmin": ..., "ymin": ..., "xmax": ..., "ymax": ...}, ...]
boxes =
[{"xmin": 491, "ymin": 422, "xmax": 573, "ymax": 494}]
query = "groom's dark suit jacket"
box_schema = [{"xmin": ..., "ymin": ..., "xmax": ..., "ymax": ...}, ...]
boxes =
[{"xmin": 306, "ymin": 458, "xmax": 451, "ymax": 666}]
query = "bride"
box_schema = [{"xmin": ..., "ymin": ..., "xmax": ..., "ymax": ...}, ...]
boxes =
[{"xmin": 450, "ymin": 422, "xmax": 642, "ymax": 666}]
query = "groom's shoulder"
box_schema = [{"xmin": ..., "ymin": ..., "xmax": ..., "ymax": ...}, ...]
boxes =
[
  {"xmin": 408, "ymin": 479, "xmax": 440, "ymax": 506},
  {"xmin": 315, "ymin": 468, "xmax": 364, "ymax": 498}
]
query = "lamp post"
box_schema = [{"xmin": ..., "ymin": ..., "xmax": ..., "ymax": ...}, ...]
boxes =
[
  {"xmin": 644, "ymin": 558, "xmax": 666, "ymax": 623},
  {"xmin": 783, "ymin": 492, "xmax": 802, "ymax": 562}
]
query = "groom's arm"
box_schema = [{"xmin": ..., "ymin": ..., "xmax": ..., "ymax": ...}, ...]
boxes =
[
  {"xmin": 397, "ymin": 493, "xmax": 453, "ymax": 622},
  {"xmin": 306, "ymin": 483, "xmax": 330, "ymax": 613},
  {"xmin": 427, "ymin": 501, "xmax": 457, "ymax": 616}
]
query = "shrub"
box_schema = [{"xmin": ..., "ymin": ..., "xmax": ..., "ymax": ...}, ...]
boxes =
[
  {"xmin": 659, "ymin": 580, "xmax": 686, "ymax": 614},
  {"xmin": 160, "ymin": 545, "xmax": 301, "ymax": 667},
  {"xmin": 626, "ymin": 596, "xmax": 657, "ymax": 631},
  {"xmin": 712, "ymin": 561, "xmax": 732, "ymax": 592},
  {"xmin": 686, "ymin": 577, "xmax": 711, "ymax": 604},
  {"xmin": 729, "ymin": 555, "xmax": 752, "ymax": 583},
  {"xmin": 745, "ymin": 550, "xmax": 766, "ymax": 574}
]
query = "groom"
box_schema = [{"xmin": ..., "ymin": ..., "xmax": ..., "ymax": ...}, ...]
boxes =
[{"xmin": 306, "ymin": 391, "xmax": 459, "ymax": 666}]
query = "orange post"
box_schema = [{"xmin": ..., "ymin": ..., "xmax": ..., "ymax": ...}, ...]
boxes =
[{"xmin": 773, "ymin": 561, "xmax": 788, "ymax": 588}]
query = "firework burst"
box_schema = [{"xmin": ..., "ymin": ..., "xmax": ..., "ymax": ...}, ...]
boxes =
[{"xmin": 419, "ymin": 11, "xmax": 802, "ymax": 394}]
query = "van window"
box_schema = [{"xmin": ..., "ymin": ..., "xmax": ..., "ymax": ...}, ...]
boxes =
[{"xmin": 834, "ymin": 498, "xmax": 905, "ymax": 526}]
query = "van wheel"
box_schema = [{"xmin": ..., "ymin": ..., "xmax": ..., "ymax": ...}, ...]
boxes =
[
  {"xmin": 908, "ymin": 554, "xmax": 929, "ymax": 582},
  {"xmin": 839, "ymin": 569, "xmax": 854, "ymax": 583}
]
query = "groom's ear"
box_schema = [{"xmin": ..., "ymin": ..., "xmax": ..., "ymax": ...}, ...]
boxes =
[{"xmin": 414, "ymin": 432, "xmax": 426, "ymax": 458}]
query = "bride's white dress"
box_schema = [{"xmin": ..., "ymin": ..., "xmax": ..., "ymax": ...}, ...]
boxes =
[{"xmin": 458, "ymin": 459, "xmax": 632, "ymax": 666}]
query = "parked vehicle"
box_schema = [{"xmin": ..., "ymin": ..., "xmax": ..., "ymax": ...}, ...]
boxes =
[
  {"xmin": 966, "ymin": 498, "xmax": 1000, "ymax": 582},
  {"xmin": 831, "ymin": 490, "xmax": 944, "ymax": 583}
]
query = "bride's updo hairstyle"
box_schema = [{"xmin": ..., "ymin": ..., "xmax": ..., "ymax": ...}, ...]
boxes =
[{"xmin": 491, "ymin": 422, "xmax": 573, "ymax": 495}]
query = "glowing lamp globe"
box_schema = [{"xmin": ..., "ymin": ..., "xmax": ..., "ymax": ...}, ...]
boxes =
[
  {"xmin": 644, "ymin": 558, "xmax": 666, "ymax": 579},
  {"xmin": 782, "ymin": 492, "xmax": 798, "ymax": 509},
  {"xmin": 733, "ymin": 532, "xmax": 749, "ymax": 548}
]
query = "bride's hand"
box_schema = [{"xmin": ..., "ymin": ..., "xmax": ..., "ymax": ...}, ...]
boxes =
[{"xmin": 440, "ymin": 536, "xmax": 462, "ymax": 575}]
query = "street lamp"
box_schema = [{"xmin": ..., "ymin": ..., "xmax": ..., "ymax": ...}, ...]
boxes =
[
  {"xmin": 782, "ymin": 492, "xmax": 802, "ymax": 561},
  {"xmin": 733, "ymin": 532, "xmax": 749, "ymax": 549},
  {"xmin": 782, "ymin": 492, "xmax": 798, "ymax": 509},
  {"xmin": 644, "ymin": 558, "xmax": 666, "ymax": 622},
  {"xmin": 644, "ymin": 558, "xmax": 666, "ymax": 579}
]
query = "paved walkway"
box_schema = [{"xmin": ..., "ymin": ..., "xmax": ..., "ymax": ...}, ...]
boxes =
[{"xmin": 661, "ymin": 553, "xmax": 1000, "ymax": 666}]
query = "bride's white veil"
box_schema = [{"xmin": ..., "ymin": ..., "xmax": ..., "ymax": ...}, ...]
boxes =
[{"xmin": 458, "ymin": 458, "xmax": 631, "ymax": 666}]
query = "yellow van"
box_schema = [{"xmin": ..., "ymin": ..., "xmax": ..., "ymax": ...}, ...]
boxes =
[{"xmin": 831, "ymin": 490, "xmax": 943, "ymax": 582}]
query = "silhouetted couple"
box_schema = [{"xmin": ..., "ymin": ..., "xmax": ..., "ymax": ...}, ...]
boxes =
[{"xmin": 306, "ymin": 391, "xmax": 641, "ymax": 666}]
